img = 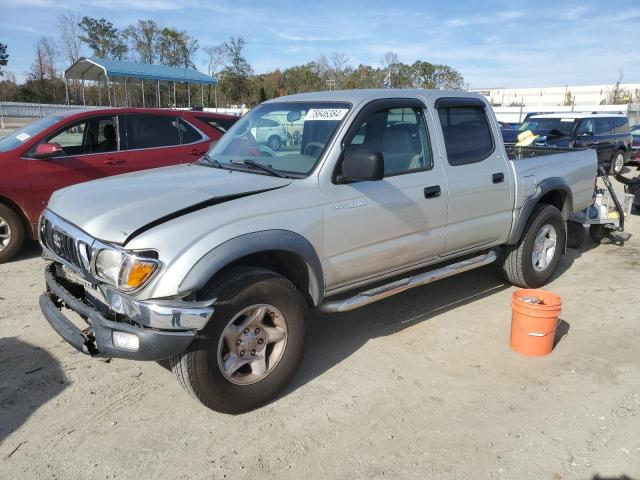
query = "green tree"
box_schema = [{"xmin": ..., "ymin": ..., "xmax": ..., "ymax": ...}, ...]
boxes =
[
  {"xmin": 124, "ymin": 19, "xmax": 161, "ymax": 64},
  {"xmin": 78, "ymin": 17, "xmax": 127, "ymax": 59},
  {"xmin": 259, "ymin": 86, "xmax": 267, "ymax": 103},
  {"xmin": 157, "ymin": 27, "xmax": 199, "ymax": 68},
  {"xmin": 219, "ymin": 37, "xmax": 253, "ymax": 104},
  {"xmin": 0, "ymin": 42, "xmax": 9, "ymax": 77}
]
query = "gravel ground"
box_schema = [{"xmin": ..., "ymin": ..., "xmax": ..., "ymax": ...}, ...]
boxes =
[{"xmin": 1, "ymin": 187, "xmax": 639, "ymax": 480}]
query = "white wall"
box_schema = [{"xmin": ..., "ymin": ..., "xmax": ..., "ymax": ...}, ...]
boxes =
[{"xmin": 471, "ymin": 84, "xmax": 640, "ymax": 107}]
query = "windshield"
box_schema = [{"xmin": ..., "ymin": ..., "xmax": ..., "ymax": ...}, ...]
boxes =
[
  {"xmin": 0, "ymin": 115, "xmax": 63, "ymax": 153},
  {"xmin": 200, "ymin": 102, "xmax": 350, "ymax": 176},
  {"xmin": 519, "ymin": 117, "xmax": 577, "ymax": 136}
]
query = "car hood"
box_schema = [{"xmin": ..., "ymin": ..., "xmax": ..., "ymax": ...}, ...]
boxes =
[{"xmin": 47, "ymin": 164, "xmax": 293, "ymax": 245}]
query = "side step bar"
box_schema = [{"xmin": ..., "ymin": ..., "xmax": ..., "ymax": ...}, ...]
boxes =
[{"xmin": 318, "ymin": 250, "xmax": 498, "ymax": 313}]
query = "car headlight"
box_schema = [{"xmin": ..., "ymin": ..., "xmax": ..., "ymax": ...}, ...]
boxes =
[{"xmin": 95, "ymin": 249, "xmax": 159, "ymax": 291}]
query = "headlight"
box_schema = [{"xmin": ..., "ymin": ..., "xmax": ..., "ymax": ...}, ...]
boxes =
[{"xmin": 95, "ymin": 249, "xmax": 159, "ymax": 291}]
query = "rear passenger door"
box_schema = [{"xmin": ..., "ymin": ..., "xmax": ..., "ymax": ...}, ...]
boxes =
[
  {"xmin": 124, "ymin": 113, "xmax": 183, "ymax": 172},
  {"xmin": 435, "ymin": 98, "xmax": 513, "ymax": 254}
]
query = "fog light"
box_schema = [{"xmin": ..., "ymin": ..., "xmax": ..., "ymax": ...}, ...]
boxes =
[{"xmin": 112, "ymin": 331, "xmax": 140, "ymax": 351}]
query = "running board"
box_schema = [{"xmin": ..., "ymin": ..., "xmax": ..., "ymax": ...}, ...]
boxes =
[{"xmin": 318, "ymin": 251, "xmax": 498, "ymax": 313}]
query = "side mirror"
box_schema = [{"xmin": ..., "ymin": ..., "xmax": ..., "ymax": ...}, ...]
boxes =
[
  {"xmin": 33, "ymin": 142, "xmax": 64, "ymax": 158},
  {"xmin": 287, "ymin": 111, "xmax": 302, "ymax": 123},
  {"xmin": 340, "ymin": 150, "xmax": 384, "ymax": 182}
]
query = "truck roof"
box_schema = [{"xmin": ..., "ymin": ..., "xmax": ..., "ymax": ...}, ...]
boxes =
[{"xmin": 265, "ymin": 88, "xmax": 483, "ymax": 104}]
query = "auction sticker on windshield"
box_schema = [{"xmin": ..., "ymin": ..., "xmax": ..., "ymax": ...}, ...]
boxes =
[
  {"xmin": 304, "ymin": 108, "xmax": 348, "ymax": 121},
  {"xmin": 15, "ymin": 132, "xmax": 31, "ymax": 141}
]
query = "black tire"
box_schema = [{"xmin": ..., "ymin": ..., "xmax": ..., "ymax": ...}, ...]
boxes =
[
  {"xmin": 267, "ymin": 135, "xmax": 282, "ymax": 151},
  {"xmin": 0, "ymin": 204, "xmax": 25, "ymax": 264},
  {"xmin": 566, "ymin": 221, "xmax": 586, "ymax": 249},
  {"xmin": 170, "ymin": 267, "xmax": 307, "ymax": 414},
  {"xmin": 589, "ymin": 224, "xmax": 613, "ymax": 244},
  {"xmin": 500, "ymin": 204, "xmax": 566, "ymax": 288},
  {"xmin": 611, "ymin": 150, "xmax": 625, "ymax": 175}
]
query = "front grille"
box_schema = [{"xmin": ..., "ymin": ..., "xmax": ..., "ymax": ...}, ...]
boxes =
[{"xmin": 41, "ymin": 218, "xmax": 84, "ymax": 270}]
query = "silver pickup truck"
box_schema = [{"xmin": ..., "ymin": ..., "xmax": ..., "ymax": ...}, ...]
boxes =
[{"xmin": 39, "ymin": 90, "xmax": 596, "ymax": 413}]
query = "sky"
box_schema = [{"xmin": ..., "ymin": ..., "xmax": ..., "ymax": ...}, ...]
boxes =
[{"xmin": 1, "ymin": 0, "xmax": 639, "ymax": 88}]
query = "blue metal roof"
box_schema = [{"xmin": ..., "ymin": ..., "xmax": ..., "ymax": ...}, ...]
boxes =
[{"xmin": 65, "ymin": 57, "xmax": 218, "ymax": 85}]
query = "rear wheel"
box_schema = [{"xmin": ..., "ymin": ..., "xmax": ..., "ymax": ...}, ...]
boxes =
[
  {"xmin": 500, "ymin": 204, "xmax": 566, "ymax": 288},
  {"xmin": 611, "ymin": 150, "xmax": 625, "ymax": 175},
  {"xmin": 170, "ymin": 267, "xmax": 307, "ymax": 414},
  {"xmin": 0, "ymin": 204, "xmax": 25, "ymax": 264}
]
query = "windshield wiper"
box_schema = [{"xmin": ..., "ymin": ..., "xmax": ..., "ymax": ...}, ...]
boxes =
[
  {"xmin": 233, "ymin": 159, "xmax": 289, "ymax": 178},
  {"xmin": 198, "ymin": 153, "xmax": 223, "ymax": 168}
]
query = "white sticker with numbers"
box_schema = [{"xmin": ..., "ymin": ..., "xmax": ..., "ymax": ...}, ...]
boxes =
[
  {"xmin": 304, "ymin": 108, "xmax": 348, "ymax": 121},
  {"xmin": 15, "ymin": 132, "xmax": 31, "ymax": 141}
]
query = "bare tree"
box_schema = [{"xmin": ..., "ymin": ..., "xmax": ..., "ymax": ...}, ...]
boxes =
[
  {"xmin": 381, "ymin": 51, "xmax": 399, "ymax": 69},
  {"xmin": 203, "ymin": 44, "xmax": 227, "ymax": 77},
  {"xmin": 57, "ymin": 12, "xmax": 82, "ymax": 66}
]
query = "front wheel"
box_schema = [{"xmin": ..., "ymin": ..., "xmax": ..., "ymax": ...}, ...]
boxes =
[
  {"xmin": 170, "ymin": 267, "xmax": 307, "ymax": 414},
  {"xmin": 500, "ymin": 204, "xmax": 566, "ymax": 288},
  {"xmin": 267, "ymin": 135, "xmax": 282, "ymax": 151}
]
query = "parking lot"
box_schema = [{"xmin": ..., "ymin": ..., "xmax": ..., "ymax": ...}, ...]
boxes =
[{"xmin": 1, "ymin": 197, "xmax": 638, "ymax": 480}]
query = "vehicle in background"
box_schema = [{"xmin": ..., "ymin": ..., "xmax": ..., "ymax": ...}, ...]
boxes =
[
  {"xmin": 250, "ymin": 117, "xmax": 287, "ymax": 150},
  {"xmin": 511, "ymin": 113, "xmax": 632, "ymax": 174},
  {"xmin": 631, "ymin": 124, "xmax": 640, "ymax": 164},
  {"xmin": 39, "ymin": 89, "xmax": 596, "ymax": 413},
  {"xmin": 0, "ymin": 108, "xmax": 238, "ymax": 263},
  {"xmin": 500, "ymin": 121, "xmax": 520, "ymax": 144}
]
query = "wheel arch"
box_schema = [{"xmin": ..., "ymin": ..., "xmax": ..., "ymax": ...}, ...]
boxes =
[
  {"xmin": 0, "ymin": 195, "xmax": 34, "ymax": 239},
  {"xmin": 178, "ymin": 230, "xmax": 324, "ymax": 306},
  {"xmin": 507, "ymin": 178, "xmax": 573, "ymax": 245}
]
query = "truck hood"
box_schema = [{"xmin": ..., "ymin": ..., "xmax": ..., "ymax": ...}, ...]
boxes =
[{"xmin": 47, "ymin": 164, "xmax": 292, "ymax": 245}]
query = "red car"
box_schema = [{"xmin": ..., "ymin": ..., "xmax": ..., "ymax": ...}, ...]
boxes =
[{"xmin": 0, "ymin": 108, "xmax": 238, "ymax": 263}]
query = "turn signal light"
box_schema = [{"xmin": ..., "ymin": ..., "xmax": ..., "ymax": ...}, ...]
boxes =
[{"xmin": 125, "ymin": 261, "xmax": 156, "ymax": 289}]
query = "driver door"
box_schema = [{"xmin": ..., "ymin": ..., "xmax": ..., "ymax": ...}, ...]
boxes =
[
  {"xmin": 319, "ymin": 100, "xmax": 448, "ymax": 291},
  {"xmin": 26, "ymin": 115, "xmax": 128, "ymax": 212}
]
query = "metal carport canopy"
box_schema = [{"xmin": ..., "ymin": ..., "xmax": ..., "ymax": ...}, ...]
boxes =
[{"xmin": 65, "ymin": 57, "xmax": 218, "ymax": 85}]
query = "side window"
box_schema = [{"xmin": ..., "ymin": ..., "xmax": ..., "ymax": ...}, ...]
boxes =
[
  {"xmin": 613, "ymin": 117, "xmax": 629, "ymax": 134},
  {"xmin": 46, "ymin": 116, "xmax": 118, "ymax": 156},
  {"xmin": 576, "ymin": 119, "xmax": 594, "ymax": 135},
  {"xmin": 595, "ymin": 118, "xmax": 614, "ymax": 135},
  {"xmin": 178, "ymin": 119, "xmax": 203, "ymax": 144},
  {"xmin": 196, "ymin": 116, "xmax": 238, "ymax": 133},
  {"xmin": 437, "ymin": 106, "xmax": 494, "ymax": 165},
  {"xmin": 126, "ymin": 115, "xmax": 181, "ymax": 149},
  {"xmin": 344, "ymin": 107, "xmax": 433, "ymax": 177}
]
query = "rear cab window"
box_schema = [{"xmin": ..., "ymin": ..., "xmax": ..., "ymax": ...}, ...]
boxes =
[{"xmin": 436, "ymin": 100, "xmax": 494, "ymax": 165}]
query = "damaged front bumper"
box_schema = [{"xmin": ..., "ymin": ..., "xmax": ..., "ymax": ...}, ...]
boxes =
[{"xmin": 40, "ymin": 263, "xmax": 214, "ymax": 361}]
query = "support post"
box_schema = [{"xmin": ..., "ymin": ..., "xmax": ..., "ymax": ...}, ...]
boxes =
[
  {"xmin": 201, "ymin": 84, "xmax": 204, "ymax": 108},
  {"xmin": 81, "ymin": 78, "xmax": 86, "ymax": 106},
  {"xmin": 98, "ymin": 81, "xmax": 102, "ymax": 106},
  {"xmin": 64, "ymin": 74, "xmax": 70, "ymax": 106},
  {"xmin": 124, "ymin": 78, "xmax": 129, "ymax": 107},
  {"xmin": 156, "ymin": 80, "xmax": 160, "ymax": 108},
  {"xmin": 173, "ymin": 81, "xmax": 177, "ymax": 108},
  {"xmin": 187, "ymin": 83, "xmax": 191, "ymax": 109},
  {"xmin": 141, "ymin": 78, "xmax": 145, "ymax": 108},
  {"xmin": 214, "ymin": 85, "xmax": 218, "ymax": 109},
  {"xmin": 107, "ymin": 77, "xmax": 112, "ymax": 106}
]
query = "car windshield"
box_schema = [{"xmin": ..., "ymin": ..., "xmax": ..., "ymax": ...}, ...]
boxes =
[
  {"xmin": 200, "ymin": 102, "xmax": 350, "ymax": 176},
  {"xmin": 519, "ymin": 117, "xmax": 577, "ymax": 136},
  {"xmin": 0, "ymin": 115, "xmax": 63, "ymax": 152}
]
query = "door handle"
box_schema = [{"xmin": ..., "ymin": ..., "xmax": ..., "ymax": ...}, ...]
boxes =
[
  {"xmin": 103, "ymin": 158, "xmax": 125, "ymax": 165},
  {"xmin": 424, "ymin": 185, "xmax": 441, "ymax": 199},
  {"xmin": 492, "ymin": 172, "xmax": 504, "ymax": 183}
]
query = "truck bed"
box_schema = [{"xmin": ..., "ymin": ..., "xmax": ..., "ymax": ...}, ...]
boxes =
[{"xmin": 505, "ymin": 145, "xmax": 578, "ymax": 160}]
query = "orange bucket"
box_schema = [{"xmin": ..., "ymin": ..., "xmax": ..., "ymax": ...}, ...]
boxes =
[{"xmin": 510, "ymin": 289, "xmax": 562, "ymax": 356}]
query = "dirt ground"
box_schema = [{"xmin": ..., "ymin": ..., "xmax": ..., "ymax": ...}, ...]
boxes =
[{"xmin": 1, "ymin": 184, "xmax": 639, "ymax": 480}]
